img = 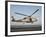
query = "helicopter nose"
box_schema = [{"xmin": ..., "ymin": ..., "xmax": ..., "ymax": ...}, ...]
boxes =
[{"xmin": 32, "ymin": 18, "xmax": 38, "ymax": 22}]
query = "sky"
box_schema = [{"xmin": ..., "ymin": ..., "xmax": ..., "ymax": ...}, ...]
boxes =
[{"xmin": 10, "ymin": 4, "xmax": 42, "ymax": 25}]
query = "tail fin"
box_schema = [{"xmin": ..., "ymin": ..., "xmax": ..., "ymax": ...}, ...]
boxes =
[{"xmin": 11, "ymin": 16, "xmax": 15, "ymax": 22}]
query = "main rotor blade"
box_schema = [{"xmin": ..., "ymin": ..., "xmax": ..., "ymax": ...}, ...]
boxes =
[
  {"xmin": 31, "ymin": 9, "xmax": 39, "ymax": 16},
  {"xmin": 15, "ymin": 12, "xmax": 28, "ymax": 16}
]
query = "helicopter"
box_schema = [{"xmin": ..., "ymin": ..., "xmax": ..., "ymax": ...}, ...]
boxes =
[{"xmin": 11, "ymin": 9, "xmax": 39, "ymax": 24}]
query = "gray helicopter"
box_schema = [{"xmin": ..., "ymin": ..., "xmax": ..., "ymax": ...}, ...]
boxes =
[{"xmin": 11, "ymin": 9, "xmax": 39, "ymax": 23}]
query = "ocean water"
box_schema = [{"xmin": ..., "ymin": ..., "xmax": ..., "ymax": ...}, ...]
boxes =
[{"xmin": 11, "ymin": 24, "xmax": 42, "ymax": 32}]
